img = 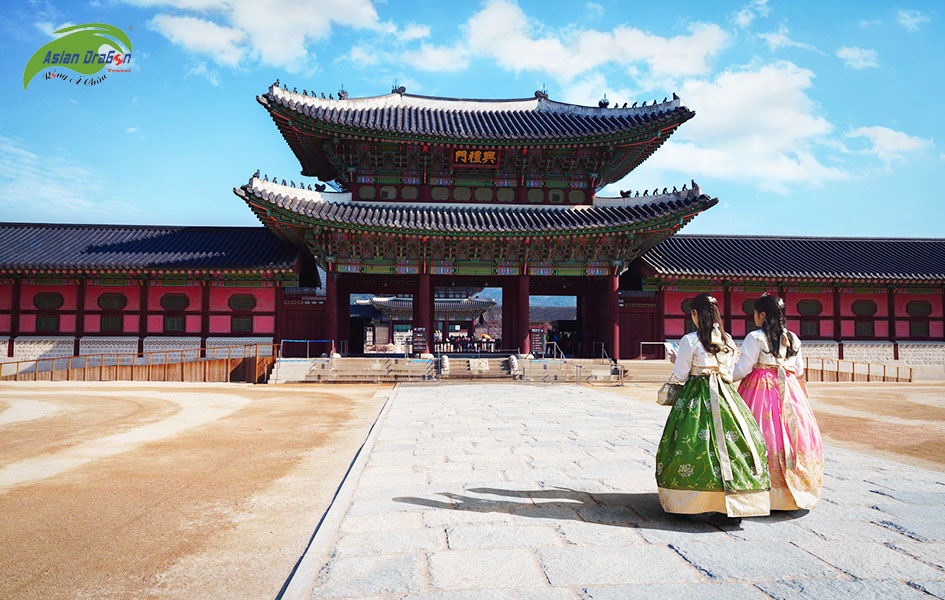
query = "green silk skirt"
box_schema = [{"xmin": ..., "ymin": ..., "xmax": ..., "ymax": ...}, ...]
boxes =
[{"xmin": 655, "ymin": 375, "xmax": 771, "ymax": 517}]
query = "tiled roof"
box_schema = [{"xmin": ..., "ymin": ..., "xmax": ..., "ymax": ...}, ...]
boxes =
[
  {"xmin": 370, "ymin": 297, "xmax": 496, "ymax": 311},
  {"xmin": 0, "ymin": 223, "xmax": 298, "ymax": 271},
  {"xmin": 237, "ymin": 177, "xmax": 717, "ymax": 236},
  {"xmin": 530, "ymin": 306, "xmax": 577, "ymax": 322},
  {"xmin": 643, "ymin": 235, "xmax": 945, "ymax": 281},
  {"xmin": 263, "ymin": 85, "xmax": 693, "ymax": 141}
]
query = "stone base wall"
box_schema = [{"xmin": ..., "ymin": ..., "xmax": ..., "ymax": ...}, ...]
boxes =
[
  {"xmin": 79, "ymin": 337, "xmax": 139, "ymax": 357},
  {"xmin": 841, "ymin": 342, "xmax": 895, "ymax": 363},
  {"xmin": 896, "ymin": 342, "xmax": 945, "ymax": 366},
  {"xmin": 206, "ymin": 337, "xmax": 274, "ymax": 358},
  {"xmin": 12, "ymin": 337, "xmax": 76, "ymax": 361},
  {"xmin": 800, "ymin": 342, "xmax": 840, "ymax": 359},
  {"xmin": 143, "ymin": 337, "xmax": 201, "ymax": 362}
]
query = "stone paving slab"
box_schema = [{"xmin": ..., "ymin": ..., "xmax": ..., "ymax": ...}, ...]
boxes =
[{"xmin": 294, "ymin": 383, "xmax": 945, "ymax": 599}]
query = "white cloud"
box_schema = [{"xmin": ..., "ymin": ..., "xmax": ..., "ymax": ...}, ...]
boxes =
[
  {"xmin": 732, "ymin": 0, "xmax": 771, "ymax": 28},
  {"xmin": 758, "ymin": 24, "xmax": 818, "ymax": 52},
  {"xmin": 836, "ymin": 46, "xmax": 878, "ymax": 69},
  {"xmin": 857, "ymin": 19, "xmax": 881, "ymax": 28},
  {"xmin": 125, "ymin": 126, "xmax": 139, "ymax": 133},
  {"xmin": 464, "ymin": 0, "xmax": 728, "ymax": 82},
  {"xmin": 561, "ymin": 73, "xmax": 635, "ymax": 107},
  {"xmin": 0, "ymin": 136, "xmax": 140, "ymax": 219},
  {"xmin": 149, "ymin": 14, "xmax": 246, "ymax": 67},
  {"xmin": 401, "ymin": 43, "xmax": 470, "ymax": 72},
  {"xmin": 35, "ymin": 21, "xmax": 75, "ymax": 37},
  {"xmin": 185, "ymin": 61, "xmax": 221, "ymax": 86},
  {"xmin": 400, "ymin": 24, "xmax": 430, "ymax": 41},
  {"xmin": 845, "ymin": 126, "xmax": 931, "ymax": 165},
  {"xmin": 585, "ymin": 2, "xmax": 605, "ymax": 18},
  {"xmin": 627, "ymin": 61, "xmax": 847, "ymax": 194},
  {"xmin": 348, "ymin": 46, "xmax": 381, "ymax": 66},
  {"xmin": 897, "ymin": 9, "xmax": 930, "ymax": 31},
  {"xmin": 133, "ymin": 0, "xmax": 392, "ymax": 72}
]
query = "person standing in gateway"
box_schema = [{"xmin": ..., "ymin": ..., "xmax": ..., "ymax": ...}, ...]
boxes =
[
  {"xmin": 734, "ymin": 294, "xmax": 824, "ymax": 510},
  {"xmin": 656, "ymin": 294, "xmax": 771, "ymax": 517}
]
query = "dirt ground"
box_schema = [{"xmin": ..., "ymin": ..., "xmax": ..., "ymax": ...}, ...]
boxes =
[
  {"xmin": 0, "ymin": 382, "xmax": 390, "ymax": 600},
  {"xmin": 607, "ymin": 380, "xmax": 945, "ymax": 472}
]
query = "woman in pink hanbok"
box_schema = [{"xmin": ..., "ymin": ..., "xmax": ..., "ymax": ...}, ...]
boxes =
[{"xmin": 734, "ymin": 295, "xmax": 824, "ymax": 510}]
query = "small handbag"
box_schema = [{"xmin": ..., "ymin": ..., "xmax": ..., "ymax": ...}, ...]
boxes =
[{"xmin": 657, "ymin": 382, "xmax": 684, "ymax": 406}]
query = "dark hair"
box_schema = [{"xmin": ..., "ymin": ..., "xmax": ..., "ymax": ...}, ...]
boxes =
[
  {"xmin": 690, "ymin": 293, "xmax": 733, "ymax": 354},
  {"xmin": 753, "ymin": 294, "xmax": 797, "ymax": 358}
]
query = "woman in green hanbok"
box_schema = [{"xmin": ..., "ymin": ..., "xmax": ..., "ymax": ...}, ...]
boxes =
[{"xmin": 656, "ymin": 293, "xmax": 771, "ymax": 517}]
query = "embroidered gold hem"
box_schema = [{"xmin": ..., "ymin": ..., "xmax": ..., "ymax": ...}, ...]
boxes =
[
  {"xmin": 658, "ymin": 487, "xmax": 770, "ymax": 517},
  {"xmin": 771, "ymin": 483, "xmax": 820, "ymax": 511}
]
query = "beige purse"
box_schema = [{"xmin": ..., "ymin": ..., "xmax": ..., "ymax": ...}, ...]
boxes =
[{"xmin": 657, "ymin": 382, "xmax": 684, "ymax": 406}]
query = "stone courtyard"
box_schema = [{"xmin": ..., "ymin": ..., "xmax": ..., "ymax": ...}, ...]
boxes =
[{"xmin": 287, "ymin": 383, "xmax": 945, "ymax": 600}]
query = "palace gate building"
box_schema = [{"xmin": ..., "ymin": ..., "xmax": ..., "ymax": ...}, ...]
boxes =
[{"xmin": 1, "ymin": 83, "xmax": 944, "ymax": 365}]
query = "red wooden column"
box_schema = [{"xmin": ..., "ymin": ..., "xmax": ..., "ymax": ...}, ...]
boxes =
[
  {"xmin": 414, "ymin": 273, "xmax": 433, "ymax": 355},
  {"xmin": 200, "ymin": 280, "xmax": 210, "ymax": 357},
  {"xmin": 138, "ymin": 280, "xmax": 149, "ymax": 354},
  {"xmin": 502, "ymin": 278, "xmax": 517, "ymax": 351},
  {"xmin": 887, "ymin": 287, "xmax": 898, "ymax": 359},
  {"xmin": 656, "ymin": 284, "xmax": 665, "ymax": 358},
  {"xmin": 9, "ymin": 279, "xmax": 21, "ymax": 357},
  {"xmin": 517, "ymin": 274, "xmax": 530, "ymax": 354},
  {"xmin": 605, "ymin": 274, "xmax": 620, "ymax": 360},
  {"xmin": 75, "ymin": 278, "xmax": 86, "ymax": 356},
  {"xmin": 337, "ymin": 276, "xmax": 350, "ymax": 354},
  {"xmin": 722, "ymin": 284, "xmax": 732, "ymax": 334},
  {"xmin": 833, "ymin": 286, "xmax": 843, "ymax": 359},
  {"xmin": 325, "ymin": 268, "xmax": 338, "ymax": 354}
]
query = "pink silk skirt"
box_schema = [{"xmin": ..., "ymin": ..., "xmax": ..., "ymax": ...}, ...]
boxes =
[{"xmin": 738, "ymin": 368, "xmax": 824, "ymax": 510}]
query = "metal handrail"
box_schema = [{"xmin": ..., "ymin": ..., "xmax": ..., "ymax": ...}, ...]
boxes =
[{"xmin": 542, "ymin": 341, "xmax": 566, "ymax": 360}]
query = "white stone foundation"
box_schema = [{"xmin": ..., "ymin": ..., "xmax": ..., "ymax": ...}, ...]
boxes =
[
  {"xmin": 143, "ymin": 337, "xmax": 201, "ymax": 362},
  {"xmin": 206, "ymin": 337, "xmax": 274, "ymax": 358}
]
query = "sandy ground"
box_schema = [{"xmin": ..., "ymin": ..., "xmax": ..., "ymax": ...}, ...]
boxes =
[
  {"xmin": 605, "ymin": 380, "xmax": 945, "ymax": 472},
  {"xmin": 0, "ymin": 381, "xmax": 390, "ymax": 600}
]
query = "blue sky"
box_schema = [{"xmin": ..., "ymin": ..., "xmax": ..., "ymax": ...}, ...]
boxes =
[{"xmin": 1, "ymin": 0, "xmax": 942, "ymax": 237}]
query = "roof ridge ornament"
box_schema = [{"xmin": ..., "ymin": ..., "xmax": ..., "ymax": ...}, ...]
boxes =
[{"xmin": 598, "ymin": 93, "xmax": 609, "ymax": 108}]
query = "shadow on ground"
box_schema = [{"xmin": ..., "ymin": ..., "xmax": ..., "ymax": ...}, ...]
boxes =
[{"xmin": 394, "ymin": 486, "xmax": 809, "ymax": 533}]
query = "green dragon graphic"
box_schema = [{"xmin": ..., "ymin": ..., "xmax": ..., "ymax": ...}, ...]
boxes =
[{"xmin": 23, "ymin": 23, "xmax": 132, "ymax": 90}]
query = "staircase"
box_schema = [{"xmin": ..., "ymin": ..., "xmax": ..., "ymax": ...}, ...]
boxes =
[{"xmin": 441, "ymin": 357, "xmax": 511, "ymax": 379}]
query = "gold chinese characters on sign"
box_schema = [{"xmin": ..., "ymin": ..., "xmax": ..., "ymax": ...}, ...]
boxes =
[{"xmin": 451, "ymin": 148, "xmax": 499, "ymax": 168}]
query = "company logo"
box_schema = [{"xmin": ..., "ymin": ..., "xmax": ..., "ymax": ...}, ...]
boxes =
[{"xmin": 23, "ymin": 23, "xmax": 132, "ymax": 90}]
